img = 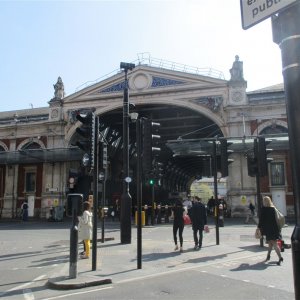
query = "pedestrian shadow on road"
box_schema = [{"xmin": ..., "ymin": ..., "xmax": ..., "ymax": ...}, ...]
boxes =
[
  {"xmin": 230, "ymin": 260, "xmax": 274, "ymax": 272},
  {"xmin": 133, "ymin": 250, "xmax": 181, "ymax": 263},
  {"xmin": 30, "ymin": 254, "xmax": 69, "ymax": 268},
  {"xmin": 238, "ymin": 244, "xmax": 266, "ymax": 252}
]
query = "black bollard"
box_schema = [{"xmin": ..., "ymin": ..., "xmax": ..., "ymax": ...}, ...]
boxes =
[
  {"xmin": 69, "ymin": 213, "xmax": 78, "ymax": 278},
  {"xmin": 157, "ymin": 205, "xmax": 162, "ymax": 224}
]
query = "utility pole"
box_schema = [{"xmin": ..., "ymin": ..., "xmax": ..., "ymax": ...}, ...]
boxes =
[{"xmin": 272, "ymin": 3, "xmax": 300, "ymax": 299}]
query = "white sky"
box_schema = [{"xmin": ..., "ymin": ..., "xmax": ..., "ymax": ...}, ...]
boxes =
[{"xmin": 0, "ymin": 0, "xmax": 283, "ymax": 112}]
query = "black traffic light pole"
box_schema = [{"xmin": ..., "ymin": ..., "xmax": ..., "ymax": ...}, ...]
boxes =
[
  {"xmin": 136, "ymin": 118, "xmax": 142, "ymax": 269},
  {"xmin": 120, "ymin": 62, "xmax": 135, "ymax": 244},
  {"xmin": 213, "ymin": 140, "xmax": 220, "ymax": 245},
  {"xmin": 151, "ymin": 184, "xmax": 155, "ymax": 226},
  {"xmin": 272, "ymin": 3, "xmax": 300, "ymax": 298},
  {"xmin": 92, "ymin": 116, "xmax": 99, "ymax": 271},
  {"xmin": 254, "ymin": 138, "xmax": 263, "ymax": 247}
]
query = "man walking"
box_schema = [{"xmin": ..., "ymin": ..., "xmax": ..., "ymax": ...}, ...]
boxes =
[{"xmin": 190, "ymin": 196, "xmax": 207, "ymax": 250}]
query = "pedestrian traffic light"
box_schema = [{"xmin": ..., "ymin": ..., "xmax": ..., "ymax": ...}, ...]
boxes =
[
  {"xmin": 149, "ymin": 178, "xmax": 155, "ymax": 185},
  {"xmin": 220, "ymin": 139, "xmax": 234, "ymax": 177},
  {"xmin": 75, "ymin": 111, "xmax": 97, "ymax": 172},
  {"xmin": 258, "ymin": 136, "xmax": 273, "ymax": 177},
  {"xmin": 142, "ymin": 119, "xmax": 161, "ymax": 174}
]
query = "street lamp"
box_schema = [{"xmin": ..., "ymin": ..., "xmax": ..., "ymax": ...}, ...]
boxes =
[{"xmin": 120, "ymin": 61, "xmax": 135, "ymax": 244}]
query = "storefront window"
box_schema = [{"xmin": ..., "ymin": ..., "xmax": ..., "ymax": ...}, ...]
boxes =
[{"xmin": 270, "ymin": 162, "xmax": 285, "ymax": 186}]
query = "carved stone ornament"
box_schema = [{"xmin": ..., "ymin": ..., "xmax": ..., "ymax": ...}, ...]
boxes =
[
  {"xmin": 232, "ymin": 91, "xmax": 243, "ymax": 102},
  {"xmin": 51, "ymin": 109, "xmax": 59, "ymax": 119},
  {"xmin": 192, "ymin": 96, "xmax": 223, "ymax": 112}
]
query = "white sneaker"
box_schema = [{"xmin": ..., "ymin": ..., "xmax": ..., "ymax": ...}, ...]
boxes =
[{"xmin": 174, "ymin": 245, "xmax": 179, "ymax": 251}]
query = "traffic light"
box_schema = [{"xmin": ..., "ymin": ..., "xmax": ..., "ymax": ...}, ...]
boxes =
[
  {"xmin": 75, "ymin": 111, "xmax": 97, "ymax": 172},
  {"xmin": 149, "ymin": 178, "xmax": 155, "ymax": 185},
  {"xmin": 258, "ymin": 136, "xmax": 273, "ymax": 177},
  {"xmin": 142, "ymin": 119, "xmax": 161, "ymax": 173},
  {"xmin": 247, "ymin": 138, "xmax": 258, "ymax": 177},
  {"xmin": 66, "ymin": 193, "xmax": 84, "ymax": 217},
  {"xmin": 220, "ymin": 139, "xmax": 234, "ymax": 177},
  {"xmin": 247, "ymin": 156, "xmax": 258, "ymax": 177}
]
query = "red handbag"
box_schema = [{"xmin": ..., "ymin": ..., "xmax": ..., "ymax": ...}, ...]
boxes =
[{"xmin": 183, "ymin": 214, "xmax": 191, "ymax": 225}]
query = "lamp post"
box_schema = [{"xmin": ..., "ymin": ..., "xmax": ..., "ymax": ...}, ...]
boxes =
[{"xmin": 120, "ymin": 62, "xmax": 135, "ymax": 244}]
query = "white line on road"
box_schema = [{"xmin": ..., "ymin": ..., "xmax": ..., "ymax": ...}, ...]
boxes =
[
  {"xmin": 0, "ymin": 274, "xmax": 46, "ymax": 298},
  {"xmin": 23, "ymin": 288, "xmax": 35, "ymax": 300},
  {"xmin": 42, "ymin": 286, "xmax": 113, "ymax": 300}
]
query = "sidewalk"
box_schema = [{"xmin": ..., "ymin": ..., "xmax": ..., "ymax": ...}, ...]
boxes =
[{"xmin": 47, "ymin": 217, "xmax": 294, "ymax": 291}]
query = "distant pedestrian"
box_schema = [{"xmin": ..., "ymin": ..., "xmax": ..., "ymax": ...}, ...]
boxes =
[
  {"xmin": 171, "ymin": 199, "xmax": 185, "ymax": 252},
  {"xmin": 183, "ymin": 195, "xmax": 192, "ymax": 216},
  {"xmin": 245, "ymin": 200, "xmax": 256, "ymax": 224},
  {"xmin": 190, "ymin": 196, "xmax": 207, "ymax": 250},
  {"xmin": 78, "ymin": 201, "xmax": 93, "ymax": 259},
  {"xmin": 207, "ymin": 196, "xmax": 215, "ymax": 216},
  {"xmin": 258, "ymin": 196, "xmax": 283, "ymax": 265},
  {"xmin": 21, "ymin": 201, "xmax": 28, "ymax": 221}
]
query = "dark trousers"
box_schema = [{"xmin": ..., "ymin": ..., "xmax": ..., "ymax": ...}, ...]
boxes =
[
  {"xmin": 173, "ymin": 223, "xmax": 184, "ymax": 247},
  {"xmin": 193, "ymin": 229, "xmax": 203, "ymax": 247}
]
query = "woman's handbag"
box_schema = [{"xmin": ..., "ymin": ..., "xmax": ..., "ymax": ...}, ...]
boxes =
[
  {"xmin": 255, "ymin": 228, "xmax": 262, "ymax": 239},
  {"xmin": 183, "ymin": 214, "xmax": 191, "ymax": 225},
  {"xmin": 274, "ymin": 207, "xmax": 285, "ymax": 230}
]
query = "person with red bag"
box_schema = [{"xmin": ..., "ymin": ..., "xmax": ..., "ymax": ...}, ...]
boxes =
[
  {"xmin": 190, "ymin": 196, "xmax": 207, "ymax": 250},
  {"xmin": 171, "ymin": 199, "xmax": 185, "ymax": 252}
]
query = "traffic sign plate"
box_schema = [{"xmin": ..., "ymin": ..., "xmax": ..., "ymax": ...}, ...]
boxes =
[{"xmin": 240, "ymin": 0, "xmax": 298, "ymax": 29}]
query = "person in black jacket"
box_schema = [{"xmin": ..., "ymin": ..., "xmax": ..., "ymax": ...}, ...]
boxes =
[
  {"xmin": 171, "ymin": 199, "xmax": 185, "ymax": 252},
  {"xmin": 190, "ymin": 196, "xmax": 207, "ymax": 250},
  {"xmin": 258, "ymin": 196, "xmax": 283, "ymax": 265}
]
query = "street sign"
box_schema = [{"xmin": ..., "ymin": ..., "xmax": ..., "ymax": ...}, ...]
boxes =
[{"xmin": 240, "ymin": 0, "xmax": 298, "ymax": 29}]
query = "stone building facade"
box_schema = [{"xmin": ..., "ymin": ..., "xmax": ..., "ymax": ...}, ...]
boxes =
[{"xmin": 0, "ymin": 57, "xmax": 292, "ymax": 219}]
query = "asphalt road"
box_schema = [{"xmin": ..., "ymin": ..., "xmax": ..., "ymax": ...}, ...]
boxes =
[{"xmin": 0, "ymin": 218, "xmax": 296, "ymax": 300}]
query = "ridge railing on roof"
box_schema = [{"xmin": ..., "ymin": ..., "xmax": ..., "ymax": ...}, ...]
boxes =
[{"xmin": 75, "ymin": 53, "xmax": 225, "ymax": 92}]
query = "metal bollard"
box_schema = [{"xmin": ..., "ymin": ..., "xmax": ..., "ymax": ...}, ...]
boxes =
[{"xmin": 157, "ymin": 205, "xmax": 162, "ymax": 224}]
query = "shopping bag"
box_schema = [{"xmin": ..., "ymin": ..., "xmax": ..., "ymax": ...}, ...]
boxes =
[
  {"xmin": 277, "ymin": 239, "xmax": 285, "ymax": 252},
  {"xmin": 274, "ymin": 208, "xmax": 285, "ymax": 229},
  {"xmin": 255, "ymin": 228, "xmax": 262, "ymax": 239},
  {"xmin": 183, "ymin": 214, "xmax": 191, "ymax": 225},
  {"xmin": 204, "ymin": 225, "xmax": 210, "ymax": 233}
]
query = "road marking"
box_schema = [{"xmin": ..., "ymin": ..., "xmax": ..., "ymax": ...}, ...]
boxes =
[
  {"xmin": 23, "ymin": 288, "xmax": 35, "ymax": 300},
  {"xmin": 0, "ymin": 275, "xmax": 46, "ymax": 297},
  {"xmin": 42, "ymin": 286, "xmax": 113, "ymax": 299}
]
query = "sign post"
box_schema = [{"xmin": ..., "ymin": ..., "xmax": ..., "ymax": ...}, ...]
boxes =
[{"xmin": 240, "ymin": 0, "xmax": 297, "ymax": 29}]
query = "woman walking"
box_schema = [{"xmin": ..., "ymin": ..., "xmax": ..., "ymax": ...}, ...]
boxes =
[
  {"xmin": 78, "ymin": 201, "xmax": 93, "ymax": 259},
  {"xmin": 258, "ymin": 196, "xmax": 283, "ymax": 265},
  {"xmin": 172, "ymin": 199, "xmax": 185, "ymax": 252}
]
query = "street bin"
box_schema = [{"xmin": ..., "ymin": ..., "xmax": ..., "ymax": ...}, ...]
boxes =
[{"xmin": 135, "ymin": 211, "xmax": 145, "ymax": 226}]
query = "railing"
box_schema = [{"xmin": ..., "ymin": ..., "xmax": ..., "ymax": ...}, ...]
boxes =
[{"xmin": 75, "ymin": 52, "xmax": 225, "ymax": 92}]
